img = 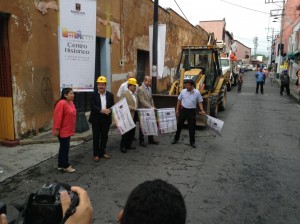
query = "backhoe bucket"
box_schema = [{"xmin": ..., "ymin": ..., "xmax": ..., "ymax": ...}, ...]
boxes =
[{"xmin": 152, "ymin": 94, "xmax": 207, "ymax": 126}]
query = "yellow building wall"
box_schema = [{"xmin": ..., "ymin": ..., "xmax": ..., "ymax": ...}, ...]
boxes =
[{"xmin": 0, "ymin": 0, "xmax": 208, "ymax": 139}]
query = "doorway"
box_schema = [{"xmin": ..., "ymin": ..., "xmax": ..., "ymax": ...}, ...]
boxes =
[
  {"xmin": 137, "ymin": 50, "xmax": 150, "ymax": 85},
  {"xmin": 0, "ymin": 13, "xmax": 14, "ymax": 141}
]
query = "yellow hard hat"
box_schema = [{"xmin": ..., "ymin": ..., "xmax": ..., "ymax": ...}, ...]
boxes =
[
  {"xmin": 96, "ymin": 76, "xmax": 107, "ymax": 83},
  {"xmin": 127, "ymin": 78, "xmax": 138, "ymax": 86}
]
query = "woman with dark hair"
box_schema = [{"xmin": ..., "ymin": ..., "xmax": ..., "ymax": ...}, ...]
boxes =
[{"xmin": 53, "ymin": 88, "xmax": 76, "ymax": 173}]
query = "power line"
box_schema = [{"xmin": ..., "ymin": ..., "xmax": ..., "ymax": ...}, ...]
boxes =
[
  {"xmin": 173, "ymin": 0, "xmax": 206, "ymax": 44},
  {"xmin": 219, "ymin": 0, "xmax": 269, "ymax": 14}
]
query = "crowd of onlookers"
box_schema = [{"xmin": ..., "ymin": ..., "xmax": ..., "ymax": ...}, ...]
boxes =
[{"xmin": 243, "ymin": 65, "xmax": 300, "ymax": 104}]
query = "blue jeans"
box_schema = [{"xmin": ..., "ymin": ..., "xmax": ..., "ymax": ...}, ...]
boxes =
[{"xmin": 58, "ymin": 136, "xmax": 70, "ymax": 168}]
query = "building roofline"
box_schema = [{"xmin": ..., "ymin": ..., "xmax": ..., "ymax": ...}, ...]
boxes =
[
  {"xmin": 233, "ymin": 39, "xmax": 251, "ymax": 50},
  {"xmin": 200, "ymin": 19, "xmax": 226, "ymax": 23},
  {"xmin": 162, "ymin": 7, "xmax": 209, "ymax": 36}
]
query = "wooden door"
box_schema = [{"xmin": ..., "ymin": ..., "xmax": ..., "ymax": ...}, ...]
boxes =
[{"xmin": 0, "ymin": 13, "xmax": 14, "ymax": 141}]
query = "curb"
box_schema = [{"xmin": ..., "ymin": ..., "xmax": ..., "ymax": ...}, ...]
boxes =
[{"xmin": 19, "ymin": 133, "xmax": 93, "ymax": 145}]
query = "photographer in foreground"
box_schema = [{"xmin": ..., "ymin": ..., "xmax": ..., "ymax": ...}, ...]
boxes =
[
  {"xmin": 0, "ymin": 186, "xmax": 93, "ymax": 224},
  {"xmin": 0, "ymin": 214, "xmax": 7, "ymax": 224},
  {"xmin": 1, "ymin": 180, "xmax": 184, "ymax": 224},
  {"xmin": 60, "ymin": 186, "xmax": 93, "ymax": 224}
]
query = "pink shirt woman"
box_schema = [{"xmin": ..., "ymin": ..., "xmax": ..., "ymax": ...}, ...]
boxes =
[{"xmin": 53, "ymin": 88, "xmax": 76, "ymax": 173}]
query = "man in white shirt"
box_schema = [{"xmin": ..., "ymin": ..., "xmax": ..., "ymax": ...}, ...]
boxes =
[{"xmin": 117, "ymin": 72, "xmax": 136, "ymax": 98}]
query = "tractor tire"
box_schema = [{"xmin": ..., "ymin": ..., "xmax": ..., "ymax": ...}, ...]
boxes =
[
  {"xmin": 227, "ymin": 81, "xmax": 231, "ymax": 91},
  {"xmin": 209, "ymin": 95, "xmax": 218, "ymax": 117},
  {"xmin": 233, "ymin": 73, "xmax": 238, "ymax": 86},
  {"xmin": 219, "ymin": 85, "xmax": 227, "ymax": 111}
]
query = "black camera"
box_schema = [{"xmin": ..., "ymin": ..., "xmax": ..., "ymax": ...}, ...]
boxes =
[{"xmin": 21, "ymin": 183, "xmax": 79, "ymax": 224}]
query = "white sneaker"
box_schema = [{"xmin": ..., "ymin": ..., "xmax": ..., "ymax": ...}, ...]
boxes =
[
  {"xmin": 58, "ymin": 166, "xmax": 75, "ymax": 173},
  {"xmin": 58, "ymin": 165, "xmax": 73, "ymax": 171}
]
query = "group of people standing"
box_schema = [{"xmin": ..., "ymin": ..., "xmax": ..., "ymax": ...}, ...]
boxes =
[
  {"xmin": 52, "ymin": 73, "xmax": 161, "ymax": 172},
  {"xmin": 256, "ymin": 67, "xmax": 300, "ymax": 104},
  {"xmin": 88, "ymin": 74, "xmax": 161, "ymax": 160},
  {"xmin": 52, "ymin": 72, "xmax": 207, "ymax": 172}
]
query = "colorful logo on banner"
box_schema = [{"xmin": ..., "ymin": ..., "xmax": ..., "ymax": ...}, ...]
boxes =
[{"xmin": 59, "ymin": 0, "xmax": 96, "ymax": 91}]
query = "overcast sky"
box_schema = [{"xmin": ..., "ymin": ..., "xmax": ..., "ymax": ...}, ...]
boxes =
[{"xmin": 158, "ymin": 0, "xmax": 282, "ymax": 56}]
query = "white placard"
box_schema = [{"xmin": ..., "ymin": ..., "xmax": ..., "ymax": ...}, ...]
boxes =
[
  {"xmin": 206, "ymin": 115, "xmax": 224, "ymax": 135},
  {"xmin": 157, "ymin": 108, "xmax": 177, "ymax": 134},
  {"xmin": 112, "ymin": 98, "xmax": 136, "ymax": 135},
  {"xmin": 59, "ymin": 0, "xmax": 96, "ymax": 91},
  {"xmin": 138, "ymin": 109, "xmax": 158, "ymax": 136}
]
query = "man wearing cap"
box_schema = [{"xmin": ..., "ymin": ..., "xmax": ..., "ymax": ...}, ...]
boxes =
[
  {"xmin": 137, "ymin": 75, "xmax": 159, "ymax": 147},
  {"xmin": 119, "ymin": 78, "xmax": 138, "ymax": 153},
  {"xmin": 89, "ymin": 76, "xmax": 115, "ymax": 162},
  {"xmin": 171, "ymin": 79, "xmax": 206, "ymax": 148},
  {"xmin": 117, "ymin": 72, "xmax": 137, "ymax": 98},
  {"xmin": 117, "ymin": 72, "xmax": 139, "ymax": 141},
  {"xmin": 280, "ymin": 70, "xmax": 290, "ymax": 96}
]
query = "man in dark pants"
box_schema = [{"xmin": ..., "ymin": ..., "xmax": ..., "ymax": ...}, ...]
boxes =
[
  {"xmin": 120, "ymin": 78, "xmax": 138, "ymax": 153},
  {"xmin": 137, "ymin": 76, "xmax": 159, "ymax": 147},
  {"xmin": 171, "ymin": 79, "xmax": 206, "ymax": 148},
  {"xmin": 280, "ymin": 70, "xmax": 290, "ymax": 96},
  {"xmin": 255, "ymin": 67, "xmax": 265, "ymax": 94},
  {"xmin": 237, "ymin": 68, "xmax": 244, "ymax": 93},
  {"xmin": 89, "ymin": 76, "xmax": 115, "ymax": 162}
]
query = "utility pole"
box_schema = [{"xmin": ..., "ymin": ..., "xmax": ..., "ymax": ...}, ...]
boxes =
[
  {"xmin": 267, "ymin": 27, "xmax": 274, "ymax": 67},
  {"xmin": 266, "ymin": 0, "xmax": 285, "ymax": 73},
  {"xmin": 152, "ymin": 0, "xmax": 158, "ymax": 94},
  {"xmin": 253, "ymin": 36, "xmax": 258, "ymax": 56},
  {"xmin": 278, "ymin": 0, "xmax": 285, "ymax": 74},
  {"xmin": 271, "ymin": 28, "xmax": 274, "ymax": 67}
]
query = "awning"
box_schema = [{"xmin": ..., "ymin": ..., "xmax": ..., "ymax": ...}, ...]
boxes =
[
  {"xmin": 288, "ymin": 52, "xmax": 296, "ymax": 59},
  {"xmin": 288, "ymin": 49, "xmax": 300, "ymax": 60}
]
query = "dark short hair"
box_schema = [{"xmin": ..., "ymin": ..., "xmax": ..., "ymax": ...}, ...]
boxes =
[
  {"xmin": 54, "ymin": 88, "xmax": 73, "ymax": 108},
  {"xmin": 184, "ymin": 79, "xmax": 195, "ymax": 86},
  {"xmin": 121, "ymin": 179, "xmax": 186, "ymax": 224}
]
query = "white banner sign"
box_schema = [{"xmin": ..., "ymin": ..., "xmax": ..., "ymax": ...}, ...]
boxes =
[
  {"xmin": 157, "ymin": 108, "xmax": 177, "ymax": 134},
  {"xmin": 112, "ymin": 98, "xmax": 136, "ymax": 135},
  {"xmin": 206, "ymin": 115, "xmax": 224, "ymax": 135},
  {"xmin": 138, "ymin": 109, "xmax": 158, "ymax": 136},
  {"xmin": 59, "ymin": 0, "xmax": 96, "ymax": 91},
  {"xmin": 149, "ymin": 24, "xmax": 166, "ymax": 79}
]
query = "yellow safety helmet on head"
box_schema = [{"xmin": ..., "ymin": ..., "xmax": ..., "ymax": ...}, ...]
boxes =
[
  {"xmin": 127, "ymin": 78, "xmax": 138, "ymax": 86},
  {"xmin": 96, "ymin": 76, "xmax": 107, "ymax": 83}
]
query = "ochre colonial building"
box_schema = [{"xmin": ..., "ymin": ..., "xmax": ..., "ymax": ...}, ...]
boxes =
[{"xmin": 0, "ymin": 0, "xmax": 208, "ymax": 141}]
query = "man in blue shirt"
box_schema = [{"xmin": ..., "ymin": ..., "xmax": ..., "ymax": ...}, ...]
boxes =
[
  {"xmin": 171, "ymin": 79, "xmax": 206, "ymax": 148},
  {"xmin": 255, "ymin": 67, "xmax": 265, "ymax": 94}
]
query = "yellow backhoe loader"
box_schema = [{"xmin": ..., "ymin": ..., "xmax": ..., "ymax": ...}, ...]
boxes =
[{"xmin": 153, "ymin": 38, "xmax": 227, "ymax": 126}]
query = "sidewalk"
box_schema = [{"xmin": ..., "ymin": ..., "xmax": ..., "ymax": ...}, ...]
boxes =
[{"xmin": 0, "ymin": 123, "xmax": 93, "ymax": 183}]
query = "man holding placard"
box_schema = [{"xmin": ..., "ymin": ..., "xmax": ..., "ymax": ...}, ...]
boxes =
[
  {"xmin": 171, "ymin": 79, "xmax": 206, "ymax": 148},
  {"xmin": 137, "ymin": 76, "xmax": 159, "ymax": 147},
  {"xmin": 119, "ymin": 78, "xmax": 138, "ymax": 153}
]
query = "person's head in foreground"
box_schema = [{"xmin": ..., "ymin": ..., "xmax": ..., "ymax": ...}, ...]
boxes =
[{"xmin": 119, "ymin": 179, "xmax": 186, "ymax": 224}]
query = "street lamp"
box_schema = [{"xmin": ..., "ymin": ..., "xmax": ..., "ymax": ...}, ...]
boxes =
[{"xmin": 272, "ymin": 17, "xmax": 281, "ymax": 23}]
